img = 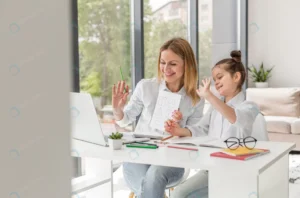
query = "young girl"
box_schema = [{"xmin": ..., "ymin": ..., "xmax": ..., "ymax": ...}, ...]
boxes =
[
  {"xmin": 112, "ymin": 38, "xmax": 205, "ymax": 198},
  {"xmin": 167, "ymin": 50, "xmax": 260, "ymax": 198}
]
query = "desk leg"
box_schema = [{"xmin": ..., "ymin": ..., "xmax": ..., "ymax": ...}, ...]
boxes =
[
  {"xmin": 209, "ymin": 154, "xmax": 289, "ymax": 198},
  {"xmin": 81, "ymin": 158, "xmax": 114, "ymax": 198},
  {"xmin": 258, "ymin": 153, "xmax": 289, "ymax": 198},
  {"xmin": 110, "ymin": 160, "xmax": 114, "ymax": 198}
]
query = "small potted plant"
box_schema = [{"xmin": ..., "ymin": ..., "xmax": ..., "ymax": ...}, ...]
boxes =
[
  {"xmin": 247, "ymin": 62, "xmax": 274, "ymax": 88},
  {"xmin": 108, "ymin": 132, "xmax": 123, "ymax": 150}
]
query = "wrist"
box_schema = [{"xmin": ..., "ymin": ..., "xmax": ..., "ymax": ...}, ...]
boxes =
[
  {"xmin": 204, "ymin": 91, "xmax": 214, "ymax": 101},
  {"xmin": 113, "ymin": 108, "xmax": 124, "ymax": 120},
  {"xmin": 178, "ymin": 127, "xmax": 191, "ymax": 137},
  {"xmin": 113, "ymin": 107, "xmax": 123, "ymax": 113}
]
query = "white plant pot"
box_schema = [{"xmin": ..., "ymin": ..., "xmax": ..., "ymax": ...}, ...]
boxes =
[
  {"xmin": 255, "ymin": 82, "xmax": 268, "ymax": 88},
  {"xmin": 108, "ymin": 139, "xmax": 123, "ymax": 150}
]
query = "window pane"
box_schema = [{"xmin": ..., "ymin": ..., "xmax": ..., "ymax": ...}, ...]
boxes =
[
  {"xmin": 78, "ymin": 0, "xmax": 132, "ymax": 133},
  {"xmin": 198, "ymin": 0, "xmax": 213, "ymax": 81},
  {"xmin": 144, "ymin": 0, "xmax": 188, "ymax": 78}
]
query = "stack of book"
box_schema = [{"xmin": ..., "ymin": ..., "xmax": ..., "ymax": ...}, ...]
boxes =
[{"xmin": 210, "ymin": 147, "xmax": 270, "ymax": 161}]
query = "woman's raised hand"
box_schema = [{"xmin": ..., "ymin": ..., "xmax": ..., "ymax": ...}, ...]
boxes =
[{"xmin": 112, "ymin": 81, "xmax": 129, "ymax": 111}]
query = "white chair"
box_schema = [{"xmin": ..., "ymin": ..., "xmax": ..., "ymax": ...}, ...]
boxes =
[
  {"xmin": 252, "ymin": 113, "xmax": 269, "ymax": 141},
  {"xmin": 165, "ymin": 168, "xmax": 190, "ymax": 194}
]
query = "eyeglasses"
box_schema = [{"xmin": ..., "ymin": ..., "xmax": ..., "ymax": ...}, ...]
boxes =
[{"xmin": 224, "ymin": 136, "xmax": 257, "ymax": 150}]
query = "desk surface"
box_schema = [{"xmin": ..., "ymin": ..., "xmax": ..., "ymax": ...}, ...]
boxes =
[{"xmin": 72, "ymin": 139, "xmax": 295, "ymax": 174}]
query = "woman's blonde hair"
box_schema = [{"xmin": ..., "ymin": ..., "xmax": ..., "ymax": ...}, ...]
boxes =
[{"xmin": 157, "ymin": 37, "xmax": 200, "ymax": 105}]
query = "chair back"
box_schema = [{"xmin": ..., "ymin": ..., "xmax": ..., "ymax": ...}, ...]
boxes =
[{"xmin": 252, "ymin": 113, "xmax": 269, "ymax": 141}]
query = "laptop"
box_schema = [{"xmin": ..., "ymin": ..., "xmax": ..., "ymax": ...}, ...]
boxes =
[{"xmin": 70, "ymin": 92, "xmax": 150, "ymax": 147}]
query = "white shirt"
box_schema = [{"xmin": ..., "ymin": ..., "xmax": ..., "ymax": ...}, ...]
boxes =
[
  {"xmin": 196, "ymin": 91, "xmax": 260, "ymax": 139},
  {"xmin": 116, "ymin": 78, "xmax": 205, "ymax": 136}
]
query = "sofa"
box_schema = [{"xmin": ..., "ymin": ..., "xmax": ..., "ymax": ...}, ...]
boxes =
[{"xmin": 246, "ymin": 88, "xmax": 300, "ymax": 151}]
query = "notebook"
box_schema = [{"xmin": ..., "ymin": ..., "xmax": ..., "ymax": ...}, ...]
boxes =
[
  {"xmin": 160, "ymin": 136, "xmax": 218, "ymax": 146},
  {"xmin": 198, "ymin": 139, "xmax": 228, "ymax": 149},
  {"xmin": 133, "ymin": 132, "xmax": 165, "ymax": 140},
  {"xmin": 220, "ymin": 147, "xmax": 267, "ymax": 156},
  {"xmin": 211, "ymin": 149, "xmax": 270, "ymax": 161}
]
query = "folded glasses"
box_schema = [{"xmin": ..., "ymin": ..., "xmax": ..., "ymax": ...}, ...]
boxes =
[{"xmin": 224, "ymin": 136, "xmax": 257, "ymax": 150}]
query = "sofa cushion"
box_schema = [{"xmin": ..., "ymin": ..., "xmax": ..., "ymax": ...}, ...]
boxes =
[
  {"xmin": 291, "ymin": 119, "xmax": 300, "ymax": 134},
  {"xmin": 265, "ymin": 116, "xmax": 298, "ymax": 134},
  {"xmin": 246, "ymin": 88, "xmax": 300, "ymax": 117}
]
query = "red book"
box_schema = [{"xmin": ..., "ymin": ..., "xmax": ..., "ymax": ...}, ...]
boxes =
[{"xmin": 210, "ymin": 149, "xmax": 270, "ymax": 161}]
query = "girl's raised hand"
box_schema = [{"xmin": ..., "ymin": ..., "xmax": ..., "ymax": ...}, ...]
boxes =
[{"xmin": 196, "ymin": 78, "xmax": 212, "ymax": 99}]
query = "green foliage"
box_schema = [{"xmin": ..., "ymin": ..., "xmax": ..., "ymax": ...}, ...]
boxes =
[
  {"xmin": 247, "ymin": 63, "xmax": 274, "ymax": 82},
  {"xmin": 78, "ymin": 0, "xmax": 133, "ymax": 106},
  {"xmin": 144, "ymin": 19, "xmax": 188, "ymax": 78},
  {"xmin": 109, "ymin": 132, "xmax": 123, "ymax": 139},
  {"xmin": 78, "ymin": 0, "xmax": 212, "ymax": 107},
  {"xmin": 80, "ymin": 71, "xmax": 101, "ymax": 96}
]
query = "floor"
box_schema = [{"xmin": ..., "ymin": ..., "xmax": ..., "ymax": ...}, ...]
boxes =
[{"xmin": 289, "ymin": 154, "xmax": 300, "ymax": 198}]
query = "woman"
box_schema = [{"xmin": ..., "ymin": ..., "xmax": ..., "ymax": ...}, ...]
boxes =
[{"xmin": 112, "ymin": 37, "xmax": 205, "ymax": 198}]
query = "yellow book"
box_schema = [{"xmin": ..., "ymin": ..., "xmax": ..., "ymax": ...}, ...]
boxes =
[{"xmin": 221, "ymin": 147, "xmax": 267, "ymax": 156}]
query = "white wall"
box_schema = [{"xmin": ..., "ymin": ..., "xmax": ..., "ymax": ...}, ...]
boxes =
[
  {"xmin": 248, "ymin": 0, "xmax": 300, "ymax": 87},
  {"xmin": 0, "ymin": 0, "xmax": 72, "ymax": 198}
]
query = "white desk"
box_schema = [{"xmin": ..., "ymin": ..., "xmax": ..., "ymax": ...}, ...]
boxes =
[{"xmin": 72, "ymin": 139, "xmax": 295, "ymax": 198}]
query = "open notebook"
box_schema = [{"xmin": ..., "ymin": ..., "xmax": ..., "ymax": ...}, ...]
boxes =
[
  {"xmin": 124, "ymin": 133, "xmax": 229, "ymax": 148},
  {"xmin": 158, "ymin": 136, "xmax": 227, "ymax": 148},
  {"xmin": 133, "ymin": 132, "xmax": 166, "ymax": 140}
]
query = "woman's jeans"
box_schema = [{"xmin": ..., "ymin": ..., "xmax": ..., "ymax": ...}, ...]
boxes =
[
  {"xmin": 123, "ymin": 162, "xmax": 184, "ymax": 198},
  {"xmin": 170, "ymin": 170, "xmax": 209, "ymax": 198}
]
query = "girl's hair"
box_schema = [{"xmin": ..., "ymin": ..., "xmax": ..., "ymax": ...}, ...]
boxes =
[
  {"xmin": 157, "ymin": 37, "xmax": 200, "ymax": 105},
  {"xmin": 213, "ymin": 50, "xmax": 246, "ymax": 91}
]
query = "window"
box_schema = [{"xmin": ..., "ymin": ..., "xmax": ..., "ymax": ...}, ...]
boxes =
[
  {"xmin": 144, "ymin": 0, "xmax": 188, "ymax": 78},
  {"xmin": 198, "ymin": 0, "xmax": 212, "ymax": 83},
  {"xmin": 78, "ymin": 0, "xmax": 132, "ymax": 132}
]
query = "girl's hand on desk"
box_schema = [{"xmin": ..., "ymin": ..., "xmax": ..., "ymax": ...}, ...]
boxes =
[
  {"xmin": 172, "ymin": 110, "xmax": 183, "ymax": 123},
  {"xmin": 164, "ymin": 119, "xmax": 182, "ymax": 136}
]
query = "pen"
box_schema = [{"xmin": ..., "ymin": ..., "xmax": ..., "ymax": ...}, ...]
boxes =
[
  {"xmin": 161, "ymin": 135, "xmax": 173, "ymax": 142},
  {"xmin": 119, "ymin": 66, "xmax": 127, "ymax": 93},
  {"xmin": 134, "ymin": 142, "xmax": 158, "ymax": 146},
  {"xmin": 126, "ymin": 144, "xmax": 158, "ymax": 149},
  {"xmin": 167, "ymin": 145, "xmax": 198, "ymax": 151}
]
